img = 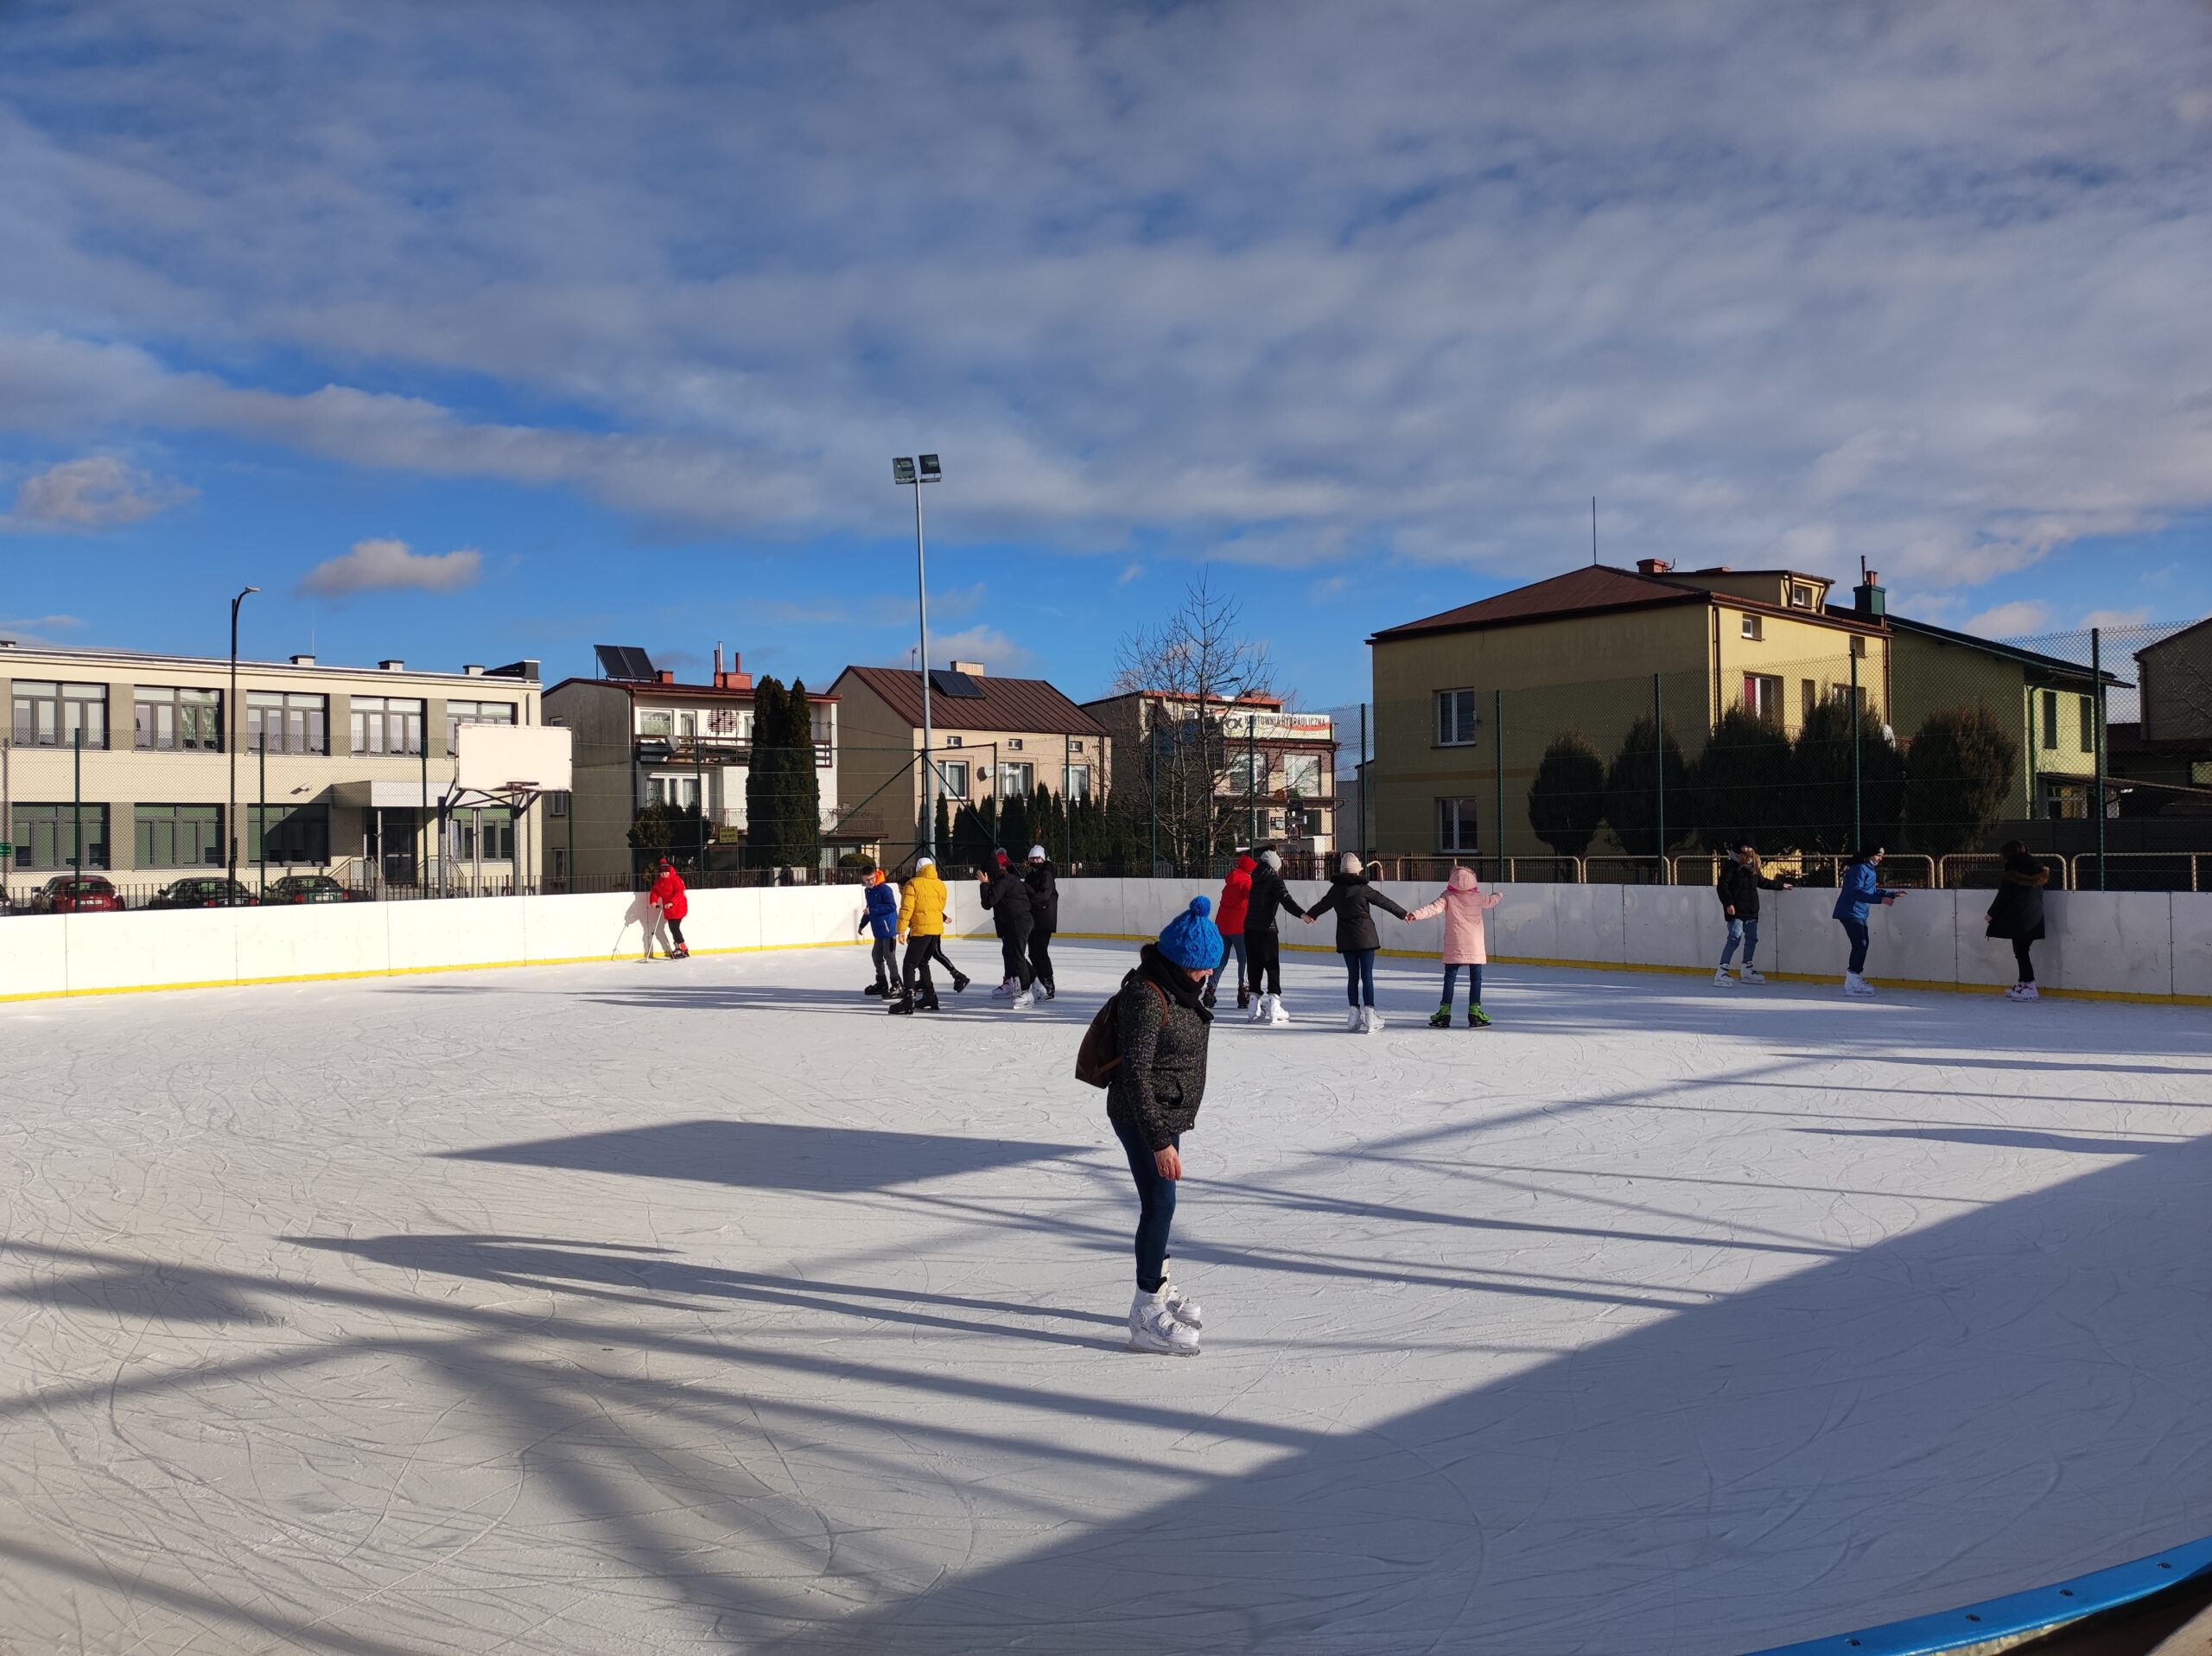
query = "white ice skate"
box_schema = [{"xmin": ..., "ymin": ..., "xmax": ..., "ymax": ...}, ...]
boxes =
[
  {"xmin": 1160, "ymin": 1276, "xmax": 1204, "ymax": 1330},
  {"xmin": 1344, "ymin": 1004, "xmax": 1363, "ymax": 1033},
  {"xmin": 1739, "ymin": 966, "xmax": 1766, "ymax": 984},
  {"xmin": 991, "ymin": 978, "xmax": 1017, "ymax": 998},
  {"xmin": 1247, "ymin": 993, "xmax": 1268, "ymax": 1023},
  {"xmin": 1844, "ymin": 971, "xmax": 1876, "ymax": 997},
  {"xmin": 1363, "ymin": 1006, "xmax": 1386, "ymax": 1034},
  {"xmin": 1128, "ymin": 1288, "xmax": 1199, "ymax": 1356},
  {"xmin": 1011, "ymin": 989, "xmax": 1034, "ymax": 1010},
  {"xmin": 2005, "ymin": 983, "xmax": 2040, "ymax": 1001},
  {"xmin": 1713, "ymin": 966, "xmax": 1735, "ymax": 986},
  {"xmin": 1266, "ymin": 994, "xmax": 1290, "ymax": 1027}
]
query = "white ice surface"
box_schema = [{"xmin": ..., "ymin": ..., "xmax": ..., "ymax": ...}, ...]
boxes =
[{"xmin": 2, "ymin": 943, "xmax": 2209, "ymax": 1655}]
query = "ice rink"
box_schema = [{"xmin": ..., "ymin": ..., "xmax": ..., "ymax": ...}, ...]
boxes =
[{"xmin": 3, "ymin": 939, "xmax": 2209, "ymax": 1655}]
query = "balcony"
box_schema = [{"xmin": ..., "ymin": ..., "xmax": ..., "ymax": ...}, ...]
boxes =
[{"xmin": 635, "ymin": 736, "xmax": 834, "ymax": 768}]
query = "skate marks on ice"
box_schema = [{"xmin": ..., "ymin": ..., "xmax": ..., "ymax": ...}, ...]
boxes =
[{"xmin": 2, "ymin": 946, "xmax": 2209, "ymax": 1653}]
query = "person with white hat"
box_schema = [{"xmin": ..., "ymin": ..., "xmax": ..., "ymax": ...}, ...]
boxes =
[
  {"xmin": 1240, "ymin": 847, "xmax": 1306, "ymax": 1025},
  {"xmin": 1023, "ymin": 844, "xmax": 1059, "ymax": 1000}
]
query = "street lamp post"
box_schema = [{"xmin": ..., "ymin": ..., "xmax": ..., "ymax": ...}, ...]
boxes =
[
  {"xmin": 227, "ymin": 585, "xmax": 260, "ymax": 889},
  {"xmin": 893, "ymin": 455, "xmax": 942, "ymax": 858}
]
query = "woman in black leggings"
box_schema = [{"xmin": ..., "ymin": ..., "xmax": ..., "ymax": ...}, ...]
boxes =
[{"xmin": 1985, "ymin": 841, "xmax": 2049, "ymax": 1002}]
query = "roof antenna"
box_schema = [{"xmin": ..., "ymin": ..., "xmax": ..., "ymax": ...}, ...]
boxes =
[{"xmin": 1591, "ymin": 496, "xmax": 1598, "ymax": 566}]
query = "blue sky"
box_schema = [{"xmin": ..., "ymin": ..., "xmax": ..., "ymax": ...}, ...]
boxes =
[{"xmin": 3, "ymin": 0, "xmax": 2209, "ymax": 710}]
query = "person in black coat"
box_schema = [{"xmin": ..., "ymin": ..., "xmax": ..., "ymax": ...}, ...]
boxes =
[
  {"xmin": 1304, "ymin": 853, "xmax": 1410, "ymax": 1031},
  {"xmin": 1713, "ymin": 841, "xmax": 1791, "ymax": 984},
  {"xmin": 977, "ymin": 850, "xmax": 1036, "ymax": 1003},
  {"xmin": 1241, "ymin": 848, "xmax": 1307, "ymax": 1018},
  {"xmin": 1985, "ymin": 840, "xmax": 2050, "ymax": 1001},
  {"xmin": 1022, "ymin": 844, "xmax": 1059, "ymax": 999}
]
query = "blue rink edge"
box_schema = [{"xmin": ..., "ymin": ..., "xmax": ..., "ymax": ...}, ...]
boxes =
[{"xmin": 1740, "ymin": 1533, "xmax": 2212, "ymax": 1655}]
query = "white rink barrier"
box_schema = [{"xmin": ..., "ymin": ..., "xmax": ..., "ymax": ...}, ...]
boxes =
[
  {"xmin": 1053, "ymin": 879, "xmax": 2212, "ymax": 1007},
  {"xmin": 3, "ymin": 879, "xmax": 2204, "ymax": 1005}
]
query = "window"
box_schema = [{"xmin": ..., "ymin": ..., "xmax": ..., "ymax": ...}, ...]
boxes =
[
  {"xmin": 2040, "ymin": 689, "xmax": 2058, "ymax": 749},
  {"xmin": 999, "ymin": 761, "xmax": 1034, "ymax": 798},
  {"xmin": 936, "ymin": 760, "xmax": 970, "ymax": 799},
  {"xmin": 1437, "ymin": 798, "xmax": 1480, "ymax": 852},
  {"xmin": 1801, "ymin": 679, "xmax": 1818, "ymax": 723},
  {"xmin": 1789, "ymin": 584, "xmax": 1815, "ymax": 609},
  {"xmin": 249, "ymin": 804, "xmax": 330, "ymax": 865},
  {"xmin": 1283, "ymin": 754, "xmax": 1323, "ymax": 797},
  {"xmin": 13, "ymin": 681, "xmax": 107, "ymax": 748},
  {"xmin": 1435, "ymin": 689, "xmax": 1478, "ymax": 746},
  {"xmin": 1062, "ymin": 763, "xmax": 1091, "ymax": 800},
  {"xmin": 1742, "ymin": 673, "xmax": 1783, "ymax": 721},
  {"xmin": 647, "ymin": 775, "xmax": 701, "ymax": 810},
  {"xmin": 639, "ymin": 710, "xmax": 673, "ymax": 739},
  {"xmin": 944, "ymin": 735, "xmax": 963, "ymax": 748},
  {"xmin": 549, "ymin": 791, "xmax": 569, "ymax": 818},
  {"xmin": 1740, "ymin": 613, "xmax": 1763, "ymax": 640},
  {"xmin": 708, "ymin": 707, "xmax": 742, "ymax": 738},
  {"xmin": 448, "ymin": 698, "xmax": 517, "ymax": 749},
  {"xmin": 1850, "ymin": 635, "xmax": 1867, "ymax": 659},
  {"xmin": 2192, "ymin": 760, "xmax": 2212, "ymax": 787},
  {"xmin": 677, "ymin": 710, "xmax": 697, "ymax": 741},
  {"xmin": 11, "ymin": 804, "xmax": 108, "ymax": 869},
  {"xmin": 1070, "ymin": 740, "xmax": 1085, "ymax": 755},
  {"xmin": 450, "ymin": 806, "xmax": 513, "ymax": 863},
  {"xmin": 350, "ymin": 697, "xmax": 423, "ymax": 755},
  {"xmin": 1295, "ymin": 806, "xmax": 1326, "ymax": 837},
  {"xmin": 1007, "ymin": 737, "xmax": 1024, "ymax": 751},
  {"xmin": 810, "ymin": 707, "xmax": 833, "ymax": 746},
  {"xmin": 135, "ymin": 805, "xmax": 223, "ymax": 869},
  {"xmin": 247, "ymin": 691, "xmax": 328, "ymax": 755},
  {"xmin": 1227, "ymin": 754, "xmax": 1267, "ymax": 793},
  {"xmin": 2077, "ymin": 695, "xmax": 2096, "ymax": 751},
  {"xmin": 134, "ymin": 686, "xmax": 223, "ymax": 752}
]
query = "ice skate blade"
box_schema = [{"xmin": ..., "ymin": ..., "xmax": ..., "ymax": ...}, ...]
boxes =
[{"xmin": 1124, "ymin": 1334, "xmax": 1200, "ymax": 1357}]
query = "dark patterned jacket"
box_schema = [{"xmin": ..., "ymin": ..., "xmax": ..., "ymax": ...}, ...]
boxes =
[{"xmin": 1107, "ymin": 945, "xmax": 1214, "ymax": 1151}]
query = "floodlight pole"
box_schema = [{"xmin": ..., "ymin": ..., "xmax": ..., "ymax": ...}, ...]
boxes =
[
  {"xmin": 895, "ymin": 457, "xmax": 940, "ymax": 861},
  {"xmin": 226, "ymin": 585, "xmax": 259, "ymax": 889}
]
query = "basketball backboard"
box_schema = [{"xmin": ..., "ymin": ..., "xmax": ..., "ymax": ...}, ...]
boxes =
[{"xmin": 454, "ymin": 723, "xmax": 573, "ymax": 794}]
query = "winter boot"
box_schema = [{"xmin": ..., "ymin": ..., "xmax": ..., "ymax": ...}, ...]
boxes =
[
  {"xmin": 1267, "ymin": 994, "xmax": 1291, "ymax": 1027},
  {"xmin": 1128, "ymin": 1288, "xmax": 1199, "ymax": 1356},
  {"xmin": 1713, "ymin": 966, "xmax": 1735, "ymax": 986},
  {"xmin": 1012, "ymin": 989, "xmax": 1034, "ymax": 1010},
  {"xmin": 1043, "ymin": 984, "xmax": 1056, "ymax": 1000},
  {"xmin": 1160, "ymin": 1275, "xmax": 1205, "ymax": 1330},
  {"xmin": 951, "ymin": 972, "xmax": 971, "ymax": 995},
  {"xmin": 1467, "ymin": 1003, "xmax": 1492, "ymax": 1028},
  {"xmin": 1739, "ymin": 966, "xmax": 1766, "ymax": 984},
  {"xmin": 1428, "ymin": 1005, "xmax": 1452, "ymax": 1029},
  {"xmin": 1236, "ymin": 986, "xmax": 1250, "ymax": 1010},
  {"xmin": 864, "ymin": 981, "xmax": 887, "ymax": 997},
  {"xmin": 919, "ymin": 994, "xmax": 944, "ymax": 1013},
  {"xmin": 887, "ymin": 996, "xmax": 915, "ymax": 1016},
  {"xmin": 1344, "ymin": 1004, "xmax": 1363, "ymax": 1033}
]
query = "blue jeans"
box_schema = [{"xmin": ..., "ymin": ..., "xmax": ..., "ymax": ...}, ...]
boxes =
[
  {"xmin": 1342, "ymin": 949, "xmax": 1377, "ymax": 1006},
  {"xmin": 1719, "ymin": 916, "xmax": 1758, "ymax": 966},
  {"xmin": 1441, "ymin": 964, "xmax": 1484, "ymax": 1006},
  {"xmin": 1214, "ymin": 932, "xmax": 1247, "ymax": 993},
  {"xmin": 1112, "ymin": 1112, "xmax": 1179, "ymax": 1293},
  {"xmin": 1839, "ymin": 917, "xmax": 1871, "ymax": 974}
]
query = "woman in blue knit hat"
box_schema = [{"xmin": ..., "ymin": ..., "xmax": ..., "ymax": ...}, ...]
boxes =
[{"xmin": 1107, "ymin": 895, "xmax": 1220, "ymax": 1355}]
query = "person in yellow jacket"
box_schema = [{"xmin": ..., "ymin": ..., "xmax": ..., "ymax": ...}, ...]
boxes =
[{"xmin": 890, "ymin": 856, "xmax": 972, "ymax": 1015}]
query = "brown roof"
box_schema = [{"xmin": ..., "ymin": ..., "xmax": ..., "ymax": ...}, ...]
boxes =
[
  {"xmin": 545, "ymin": 678, "xmax": 838, "ymax": 703},
  {"xmin": 1370, "ymin": 564, "xmax": 1889, "ymax": 644},
  {"xmin": 831, "ymin": 665, "xmax": 1109, "ymax": 738}
]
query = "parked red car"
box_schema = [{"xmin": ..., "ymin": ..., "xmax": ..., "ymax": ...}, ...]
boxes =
[{"xmin": 32, "ymin": 875, "xmax": 123, "ymax": 914}]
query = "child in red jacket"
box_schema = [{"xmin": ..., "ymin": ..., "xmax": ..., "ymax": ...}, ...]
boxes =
[
  {"xmin": 648, "ymin": 859, "xmax": 690, "ymax": 959},
  {"xmin": 1210, "ymin": 853, "xmax": 1256, "ymax": 1008}
]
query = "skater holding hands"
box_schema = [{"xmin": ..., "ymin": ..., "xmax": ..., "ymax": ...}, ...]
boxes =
[
  {"xmin": 1834, "ymin": 846, "xmax": 1901, "ymax": 997},
  {"xmin": 1242, "ymin": 847, "xmax": 1306, "ymax": 1024},
  {"xmin": 1305, "ymin": 853, "xmax": 1410, "ymax": 1033},
  {"xmin": 1406, "ymin": 865, "xmax": 1503, "ymax": 1027},
  {"xmin": 1714, "ymin": 842, "xmax": 1790, "ymax": 985}
]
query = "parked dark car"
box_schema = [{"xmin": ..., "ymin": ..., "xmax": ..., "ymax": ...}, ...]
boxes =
[
  {"xmin": 264, "ymin": 874, "xmax": 351, "ymax": 905},
  {"xmin": 148, "ymin": 877, "xmax": 259, "ymax": 910},
  {"xmin": 29, "ymin": 875, "xmax": 124, "ymax": 914}
]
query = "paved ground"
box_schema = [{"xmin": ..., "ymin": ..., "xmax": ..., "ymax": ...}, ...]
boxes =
[{"xmin": 2, "ymin": 940, "xmax": 2208, "ymax": 1654}]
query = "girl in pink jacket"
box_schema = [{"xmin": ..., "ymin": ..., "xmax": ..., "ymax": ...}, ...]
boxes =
[{"xmin": 1406, "ymin": 866, "xmax": 1504, "ymax": 1027}]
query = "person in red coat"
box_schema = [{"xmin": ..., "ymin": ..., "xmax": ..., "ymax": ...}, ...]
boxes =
[
  {"xmin": 1210, "ymin": 852, "xmax": 1256, "ymax": 1008},
  {"xmin": 648, "ymin": 858, "xmax": 690, "ymax": 959}
]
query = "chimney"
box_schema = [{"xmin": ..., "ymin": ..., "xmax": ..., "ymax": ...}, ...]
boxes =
[
  {"xmin": 1636, "ymin": 557, "xmax": 1672, "ymax": 576},
  {"xmin": 290, "ymin": 653, "xmax": 316, "ymax": 667},
  {"xmin": 463, "ymin": 664, "xmax": 485, "ymax": 676},
  {"xmin": 715, "ymin": 653, "xmax": 753, "ymax": 691},
  {"xmin": 657, "ymin": 669, "xmax": 677, "ymax": 685},
  {"xmin": 378, "ymin": 659, "xmax": 405, "ymax": 672},
  {"xmin": 950, "ymin": 659, "xmax": 987, "ymax": 677},
  {"xmin": 1853, "ymin": 569, "xmax": 1886, "ymax": 619},
  {"xmin": 714, "ymin": 640, "xmax": 724, "ymax": 678}
]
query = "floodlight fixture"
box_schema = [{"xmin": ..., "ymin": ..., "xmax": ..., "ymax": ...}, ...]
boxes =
[
  {"xmin": 918, "ymin": 454, "xmax": 942, "ymax": 481},
  {"xmin": 892, "ymin": 456, "xmax": 916, "ymax": 485}
]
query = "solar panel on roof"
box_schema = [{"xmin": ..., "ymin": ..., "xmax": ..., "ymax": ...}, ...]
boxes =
[
  {"xmin": 596, "ymin": 644, "xmax": 657, "ymax": 681},
  {"xmin": 928, "ymin": 668, "xmax": 986, "ymax": 699}
]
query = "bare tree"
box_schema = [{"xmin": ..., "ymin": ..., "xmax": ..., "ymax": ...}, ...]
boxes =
[{"xmin": 1106, "ymin": 572, "xmax": 1277, "ymax": 875}]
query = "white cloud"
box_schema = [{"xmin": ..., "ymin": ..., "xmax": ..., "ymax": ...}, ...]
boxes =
[
  {"xmin": 1117, "ymin": 563, "xmax": 1143, "ymax": 585},
  {"xmin": 297, "ymin": 538, "xmax": 483, "ymax": 599},
  {"xmin": 2080, "ymin": 607, "xmax": 2152, "ymax": 630},
  {"xmin": 0, "ymin": 613, "xmax": 86, "ymax": 647},
  {"xmin": 3, "ymin": 455, "xmax": 190, "ymax": 531},
  {"xmin": 928, "ymin": 625, "xmax": 1034, "ymax": 673},
  {"xmin": 1, "ymin": 1, "xmax": 2209, "ymax": 602},
  {"xmin": 1965, "ymin": 600, "xmax": 2052, "ymax": 638}
]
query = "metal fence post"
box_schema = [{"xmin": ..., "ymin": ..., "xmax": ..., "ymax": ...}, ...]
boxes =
[
  {"xmin": 73, "ymin": 726, "xmax": 83, "ymax": 872},
  {"xmin": 1849, "ymin": 646, "xmax": 1863, "ymax": 850},
  {"xmin": 257, "ymin": 736, "xmax": 266, "ymax": 895},
  {"xmin": 1651, "ymin": 673, "xmax": 1665, "ymax": 882},
  {"xmin": 1359, "ymin": 701, "xmax": 1370, "ymax": 855},
  {"xmin": 2092, "ymin": 627, "xmax": 2107, "ymax": 891},
  {"xmin": 1493, "ymin": 688, "xmax": 1504, "ymax": 885}
]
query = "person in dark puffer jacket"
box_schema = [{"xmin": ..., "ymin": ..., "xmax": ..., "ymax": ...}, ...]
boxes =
[
  {"xmin": 1304, "ymin": 852, "xmax": 1410, "ymax": 1032},
  {"xmin": 1242, "ymin": 847, "xmax": 1308, "ymax": 1023},
  {"xmin": 1108, "ymin": 897, "xmax": 1219, "ymax": 1356}
]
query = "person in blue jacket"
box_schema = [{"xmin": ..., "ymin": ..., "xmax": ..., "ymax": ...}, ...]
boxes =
[
  {"xmin": 857, "ymin": 869, "xmax": 902, "ymax": 997},
  {"xmin": 1833, "ymin": 846, "xmax": 1902, "ymax": 997}
]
